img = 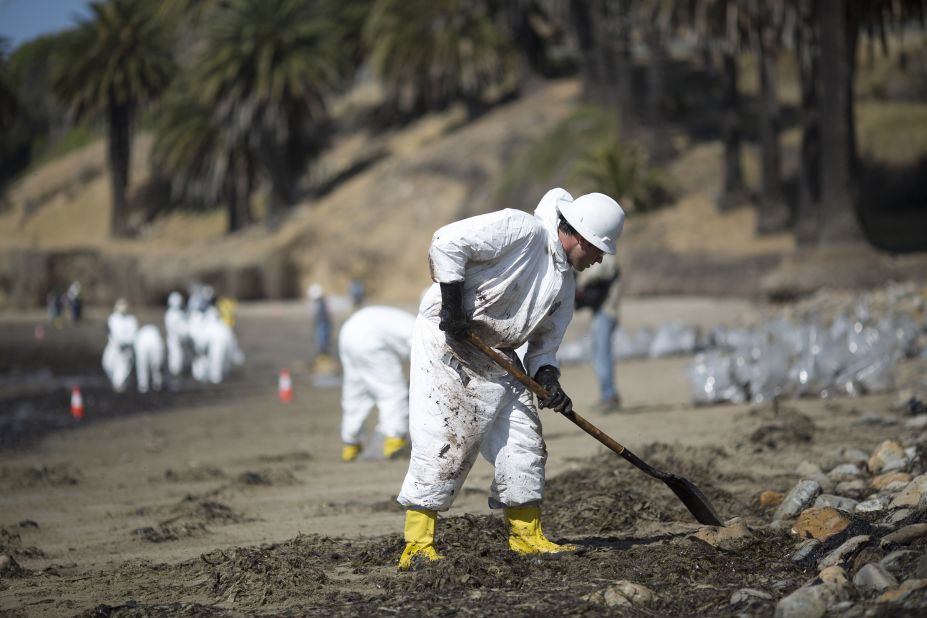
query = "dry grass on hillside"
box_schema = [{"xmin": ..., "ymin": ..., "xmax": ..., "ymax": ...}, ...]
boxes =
[{"xmin": 2, "ymin": 54, "xmax": 926, "ymax": 305}]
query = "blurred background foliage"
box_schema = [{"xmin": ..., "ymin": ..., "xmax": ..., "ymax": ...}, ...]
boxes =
[{"xmin": 0, "ymin": 0, "xmax": 925, "ymax": 248}]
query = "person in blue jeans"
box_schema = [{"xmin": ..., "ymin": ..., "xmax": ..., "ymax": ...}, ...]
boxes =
[
  {"xmin": 575, "ymin": 252, "xmax": 622, "ymax": 411},
  {"xmin": 307, "ymin": 283, "xmax": 332, "ymax": 357}
]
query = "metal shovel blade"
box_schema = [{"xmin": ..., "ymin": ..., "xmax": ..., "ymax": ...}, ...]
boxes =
[{"xmin": 466, "ymin": 332, "xmax": 724, "ymax": 527}]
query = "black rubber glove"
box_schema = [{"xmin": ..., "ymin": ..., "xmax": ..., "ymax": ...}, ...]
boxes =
[
  {"xmin": 534, "ymin": 365, "xmax": 572, "ymax": 414},
  {"xmin": 438, "ymin": 281, "xmax": 469, "ymax": 339}
]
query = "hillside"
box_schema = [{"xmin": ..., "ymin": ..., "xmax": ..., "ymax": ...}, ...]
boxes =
[{"xmin": 2, "ymin": 76, "xmax": 927, "ymax": 310}]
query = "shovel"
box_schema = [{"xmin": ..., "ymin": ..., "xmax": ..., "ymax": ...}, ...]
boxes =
[{"xmin": 466, "ymin": 332, "xmax": 723, "ymax": 527}]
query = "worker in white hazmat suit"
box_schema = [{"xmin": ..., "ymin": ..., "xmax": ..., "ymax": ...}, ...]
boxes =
[
  {"xmin": 338, "ymin": 306, "xmax": 416, "ymax": 462},
  {"xmin": 164, "ymin": 292, "xmax": 188, "ymax": 380},
  {"xmin": 102, "ymin": 299, "xmax": 139, "ymax": 392},
  {"xmin": 192, "ymin": 307, "xmax": 244, "ymax": 384},
  {"xmin": 397, "ymin": 188, "xmax": 625, "ymax": 570},
  {"xmin": 134, "ymin": 325, "xmax": 165, "ymax": 393}
]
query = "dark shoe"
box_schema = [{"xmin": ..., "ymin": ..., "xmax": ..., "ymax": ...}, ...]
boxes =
[{"xmin": 594, "ymin": 396, "xmax": 622, "ymax": 414}]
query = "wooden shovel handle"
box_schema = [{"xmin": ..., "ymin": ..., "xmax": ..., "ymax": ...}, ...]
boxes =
[{"xmin": 466, "ymin": 332, "xmax": 626, "ymax": 456}]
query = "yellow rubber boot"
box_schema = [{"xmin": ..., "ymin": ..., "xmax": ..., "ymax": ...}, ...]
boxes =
[
  {"xmin": 341, "ymin": 443, "xmax": 362, "ymax": 462},
  {"xmin": 505, "ymin": 505, "xmax": 577, "ymax": 555},
  {"xmin": 383, "ymin": 436, "xmax": 408, "ymax": 460},
  {"xmin": 398, "ymin": 509, "xmax": 443, "ymax": 570}
]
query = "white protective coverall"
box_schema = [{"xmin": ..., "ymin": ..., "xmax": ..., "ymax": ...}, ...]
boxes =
[
  {"xmin": 102, "ymin": 311, "xmax": 139, "ymax": 392},
  {"xmin": 192, "ymin": 308, "xmax": 244, "ymax": 384},
  {"xmin": 165, "ymin": 293, "xmax": 188, "ymax": 377},
  {"xmin": 338, "ymin": 306, "xmax": 416, "ymax": 445},
  {"xmin": 134, "ymin": 325, "xmax": 165, "ymax": 393},
  {"xmin": 397, "ymin": 188, "xmax": 576, "ymax": 511}
]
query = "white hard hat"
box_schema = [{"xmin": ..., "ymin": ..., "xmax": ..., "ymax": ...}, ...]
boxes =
[
  {"xmin": 168, "ymin": 292, "xmax": 183, "ymax": 308},
  {"xmin": 307, "ymin": 283, "xmax": 324, "ymax": 300},
  {"xmin": 557, "ymin": 192, "xmax": 625, "ymax": 255}
]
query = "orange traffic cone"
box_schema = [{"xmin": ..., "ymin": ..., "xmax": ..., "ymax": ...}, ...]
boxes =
[
  {"xmin": 70, "ymin": 387, "xmax": 85, "ymax": 420},
  {"xmin": 278, "ymin": 369, "xmax": 293, "ymax": 403}
]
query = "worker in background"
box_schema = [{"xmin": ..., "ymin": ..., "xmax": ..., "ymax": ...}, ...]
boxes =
[
  {"xmin": 575, "ymin": 252, "xmax": 623, "ymax": 412},
  {"xmin": 350, "ymin": 277, "xmax": 366, "ymax": 309},
  {"xmin": 134, "ymin": 324, "xmax": 166, "ymax": 393},
  {"xmin": 165, "ymin": 291, "xmax": 188, "ymax": 385},
  {"xmin": 102, "ymin": 298, "xmax": 139, "ymax": 392},
  {"xmin": 66, "ymin": 281, "xmax": 83, "ymax": 323},
  {"xmin": 217, "ymin": 295, "xmax": 238, "ymax": 328},
  {"xmin": 396, "ymin": 188, "xmax": 625, "ymax": 569},
  {"xmin": 338, "ymin": 305, "xmax": 416, "ymax": 462}
]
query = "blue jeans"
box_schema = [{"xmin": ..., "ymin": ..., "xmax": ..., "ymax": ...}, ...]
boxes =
[{"xmin": 591, "ymin": 311, "xmax": 618, "ymax": 402}]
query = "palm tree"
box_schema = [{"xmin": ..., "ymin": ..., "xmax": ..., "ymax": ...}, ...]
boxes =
[
  {"xmin": 746, "ymin": 2, "xmax": 790, "ymax": 234},
  {"xmin": 153, "ymin": 89, "xmax": 255, "ymax": 233},
  {"xmin": 0, "ymin": 39, "xmax": 19, "ymax": 132},
  {"xmin": 364, "ymin": 0, "xmax": 517, "ymax": 120},
  {"xmin": 52, "ymin": 0, "xmax": 176, "ymax": 237},
  {"xmin": 567, "ymin": 0, "xmax": 636, "ymax": 120},
  {"xmin": 793, "ymin": 0, "xmax": 820, "ymax": 245},
  {"xmin": 196, "ymin": 0, "xmax": 343, "ymax": 223}
]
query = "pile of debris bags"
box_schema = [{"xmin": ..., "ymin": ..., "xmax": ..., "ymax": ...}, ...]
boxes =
[
  {"xmin": 689, "ymin": 284, "xmax": 927, "ymax": 405},
  {"xmin": 559, "ymin": 321, "xmax": 700, "ymax": 363}
]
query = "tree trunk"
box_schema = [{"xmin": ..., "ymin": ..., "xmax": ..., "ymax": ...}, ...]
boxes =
[
  {"xmin": 644, "ymin": 24, "xmax": 667, "ymax": 123},
  {"xmin": 718, "ymin": 50, "xmax": 748, "ymax": 211},
  {"xmin": 263, "ymin": 141, "xmax": 295, "ymax": 227},
  {"xmin": 569, "ymin": 0, "xmax": 603, "ymax": 103},
  {"xmin": 755, "ymin": 21, "xmax": 790, "ymax": 234},
  {"xmin": 795, "ymin": 0, "xmax": 820, "ymax": 246},
  {"xmin": 613, "ymin": 0, "xmax": 635, "ymax": 125},
  {"xmin": 107, "ymin": 98, "xmax": 132, "ymax": 237},
  {"xmin": 817, "ymin": 0, "xmax": 865, "ymax": 244},
  {"xmin": 230, "ymin": 152, "xmax": 254, "ymax": 233}
]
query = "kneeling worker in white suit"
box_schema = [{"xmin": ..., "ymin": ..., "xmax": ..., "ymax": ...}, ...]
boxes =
[
  {"xmin": 134, "ymin": 325, "xmax": 165, "ymax": 393},
  {"xmin": 338, "ymin": 305, "xmax": 416, "ymax": 462}
]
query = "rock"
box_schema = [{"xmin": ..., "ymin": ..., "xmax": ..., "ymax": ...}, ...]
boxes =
[
  {"xmin": 889, "ymin": 473, "xmax": 927, "ymax": 508},
  {"xmin": 853, "ymin": 563, "xmax": 898, "ymax": 593},
  {"xmin": 775, "ymin": 480, "xmax": 823, "ymax": 521},
  {"xmin": 796, "ymin": 460, "xmax": 824, "ymax": 477},
  {"xmin": 761, "ymin": 490, "xmax": 785, "ymax": 509},
  {"xmin": 857, "ymin": 413, "xmax": 895, "ymax": 426},
  {"xmin": 693, "ymin": 520, "xmax": 752, "ymax": 549},
  {"xmin": 877, "ymin": 578, "xmax": 927, "ymax": 603},
  {"xmin": 905, "ymin": 414, "xmax": 927, "ymax": 429},
  {"xmin": 813, "ymin": 494, "xmax": 858, "ymax": 512},
  {"xmin": 835, "ymin": 479, "xmax": 868, "ymax": 498},
  {"xmin": 851, "ymin": 546, "xmax": 885, "ymax": 574},
  {"xmin": 887, "ymin": 508, "xmax": 914, "ymax": 524},
  {"xmin": 774, "ymin": 583, "xmax": 840, "ymax": 618},
  {"xmin": 791, "ymin": 539, "xmax": 822, "ymax": 565},
  {"xmin": 919, "ymin": 553, "xmax": 927, "ymax": 579},
  {"xmin": 828, "ymin": 464, "xmax": 862, "ymax": 482},
  {"xmin": 818, "ymin": 535, "xmax": 871, "ymax": 570},
  {"xmin": 880, "ymin": 523, "xmax": 927, "ymax": 547},
  {"xmin": 819, "ymin": 565, "xmax": 849, "ymax": 587},
  {"xmin": 879, "ymin": 550, "xmax": 918, "ymax": 572},
  {"xmin": 792, "ymin": 507, "xmax": 852, "ymax": 541},
  {"xmin": 586, "ymin": 581, "xmax": 654, "ymax": 608},
  {"xmin": 870, "ymin": 471, "xmax": 912, "ymax": 490},
  {"xmin": 868, "ymin": 440, "xmax": 907, "ymax": 474},
  {"xmin": 730, "ymin": 588, "xmax": 773, "ymax": 605},
  {"xmin": 842, "ymin": 448, "xmax": 871, "ymax": 467},
  {"xmin": 855, "ymin": 496, "xmax": 890, "ymax": 514},
  {"xmin": 0, "ymin": 555, "xmax": 11, "ymax": 574},
  {"xmin": 795, "ymin": 462, "xmax": 834, "ymax": 492}
]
